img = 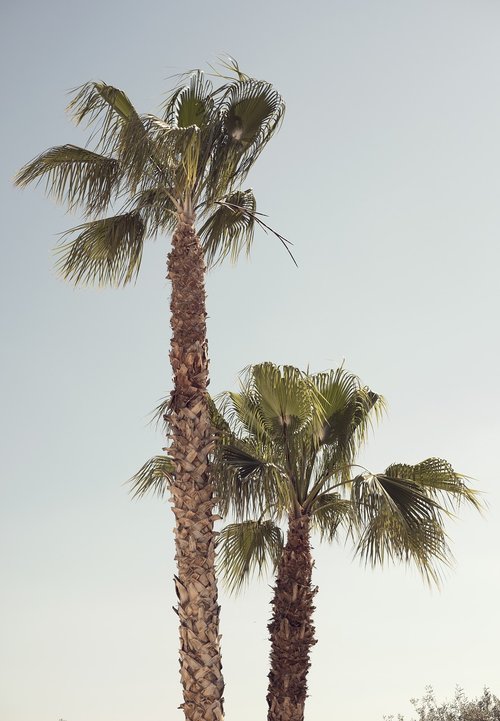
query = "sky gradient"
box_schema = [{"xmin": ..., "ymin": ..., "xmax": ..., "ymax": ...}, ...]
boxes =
[{"xmin": 1, "ymin": 1, "xmax": 499, "ymax": 720}]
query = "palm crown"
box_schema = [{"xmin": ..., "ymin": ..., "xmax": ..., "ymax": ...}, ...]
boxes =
[
  {"xmin": 212, "ymin": 363, "xmax": 480, "ymax": 589},
  {"xmin": 15, "ymin": 59, "xmax": 286, "ymax": 284}
]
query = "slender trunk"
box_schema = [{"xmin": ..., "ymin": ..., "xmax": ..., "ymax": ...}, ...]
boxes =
[
  {"xmin": 267, "ymin": 513, "xmax": 317, "ymax": 721},
  {"xmin": 166, "ymin": 217, "xmax": 224, "ymax": 721}
]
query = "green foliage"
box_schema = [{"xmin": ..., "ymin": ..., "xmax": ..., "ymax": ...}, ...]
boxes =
[
  {"xmin": 212, "ymin": 362, "xmax": 480, "ymax": 591},
  {"xmin": 217, "ymin": 520, "xmax": 284, "ymax": 593},
  {"xmin": 15, "ymin": 59, "xmax": 286, "ymax": 285},
  {"xmin": 128, "ymin": 456, "xmax": 175, "ymax": 499},
  {"xmin": 385, "ymin": 687, "xmax": 500, "ymax": 721},
  {"xmin": 56, "ymin": 212, "xmax": 145, "ymax": 286}
]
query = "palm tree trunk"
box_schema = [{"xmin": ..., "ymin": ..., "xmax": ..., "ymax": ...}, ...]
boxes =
[
  {"xmin": 166, "ymin": 216, "xmax": 224, "ymax": 721},
  {"xmin": 267, "ymin": 513, "xmax": 317, "ymax": 721}
]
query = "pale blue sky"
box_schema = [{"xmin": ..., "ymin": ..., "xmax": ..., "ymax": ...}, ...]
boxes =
[{"xmin": 1, "ymin": 1, "xmax": 499, "ymax": 720}]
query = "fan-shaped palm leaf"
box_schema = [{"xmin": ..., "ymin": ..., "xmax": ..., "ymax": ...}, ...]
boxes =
[
  {"xmin": 199, "ymin": 189, "xmax": 256, "ymax": 265},
  {"xmin": 163, "ymin": 70, "xmax": 214, "ymax": 129},
  {"xmin": 129, "ymin": 455, "xmax": 174, "ymax": 499},
  {"xmin": 15, "ymin": 145, "xmax": 120, "ymax": 215},
  {"xmin": 217, "ymin": 519, "xmax": 283, "ymax": 593},
  {"xmin": 310, "ymin": 492, "xmax": 353, "ymax": 542},
  {"xmin": 384, "ymin": 458, "xmax": 481, "ymax": 511},
  {"xmin": 68, "ymin": 81, "xmax": 153, "ymax": 191},
  {"xmin": 56, "ymin": 212, "xmax": 145, "ymax": 286}
]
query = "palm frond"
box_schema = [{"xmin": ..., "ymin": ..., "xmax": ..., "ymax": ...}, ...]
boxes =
[
  {"xmin": 200, "ymin": 191, "xmax": 296, "ymax": 267},
  {"xmin": 220, "ymin": 79, "xmax": 285, "ymax": 156},
  {"xmin": 213, "ymin": 437, "xmax": 282, "ymax": 519},
  {"xmin": 313, "ymin": 369, "xmax": 382, "ymax": 446},
  {"xmin": 217, "ymin": 519, "xmax": 284, "ymax": 594},
  {"xmin": 163, "ymin": 70, "xmax": 214, "ymax": 128},
  {"xmin": 128, "ymin": 455, "xmax": 174, "ymax": 499},
  {"xmin": 310, "ymin": 492, "xmax": 353, "ymax": 542},
  {"xmin": 199, "ymin": 189, "xmax": 257, "ymax": 265},
  {"xmin": 68, "ymin": 81, "xmax": 138, "ymax": 126},
  {"xmin": 14, "ymin": 145, "xmax": 120, "ymax": 215},
  {"xmin": 249, "ymin": 363, "xmax": 315, "ymax": 432},
  {"xmin": 222, "ymin": 442, "xmax": 267, "ymax": 479},
  {"xmin": 68, "ymin": 82, "xmax": 156, "ymax": 192},
  {"xmin": 131, "ymin": 186, "xmax": 178, "ymax": 235},
  {"xmin": 55, "ymin": 212, "xmax": 145, "ymax": 286},
  {"xmin": 204, "ymin": 77, "xmax": 285, "ymax": 202},
  {"xmin": 384, "ymin": 458, "xmax": 482, "ymax": 512},
  {"xmin": 351, "ymin": 472, "xmax": 450, "ymax": 584},
  {"xmin": 141, "ymin": 117, "xmax": 202, "ymax": 196}
]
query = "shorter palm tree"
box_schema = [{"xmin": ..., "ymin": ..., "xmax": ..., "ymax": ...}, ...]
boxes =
[{"xmin": 211, "ymin": 363, "xmax": 481, "ymax": 721}]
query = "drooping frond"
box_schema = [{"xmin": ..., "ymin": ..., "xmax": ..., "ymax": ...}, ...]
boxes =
[
  {"xmin": 68, "ymin": 81, "xmax": 139, "ymax": 126},
  {"xmin": 351, "ymin": 471, "xmax": 450, "ymax": 584},
  {"xmin": 55, "ymin": 212, "xmax": 145, "ymax": 286},
  {"xmin": 131, "ymin": 186, "xmax": 178, "ymax": 235},
  {"xmin": 68, "ymin": 82, "xmax": 154, "ymax": 192},
  {"xmin": 310, "ymin": 492, "xmax": 353, "ymax": 542},
  {"xmin": 14, "ymin": 145, "xmax": 120, "ymax": 215},
  {"xmin": 199, "ymin": 189, "xmax": 257, "ymax": 265},
  {"xmin": 199, "ymin": 190, "xmax": 295, "ymax": 267},
  {"xmin": 384, "ymin": 458, "xmax": 481, "ymax": 512},
  {"xmin": 128, "ymin": 455, "xmax": 175, "ymax": 499},
  {"xmin": 213, "ymin": 437, "xmax": 285, "ymax": 519},
  {"xmin": 217, "ymin": 519, "xmax": 284, "ymax": 594}
]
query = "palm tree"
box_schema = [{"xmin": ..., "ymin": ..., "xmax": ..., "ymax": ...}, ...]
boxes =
[
  {"xmin": 211, "ymin": 363, "xmax": 481, "ymax": 721},
  {"xmin": 15, "ymin": 61, "xmax": 285, "ymax": 721}
]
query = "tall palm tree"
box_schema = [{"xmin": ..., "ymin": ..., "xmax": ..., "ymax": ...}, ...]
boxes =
[
  {"xmin": 211, "ymin": 363, "xmax": 481, "ymax": 721},
  {"xmin": 15, "ymin": 61, "xmax": 285, "ymax": 721}
]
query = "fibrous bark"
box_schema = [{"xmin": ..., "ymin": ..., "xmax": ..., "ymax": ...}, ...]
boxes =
[
  {"xmin": 166, "ymin": 218, "xmax": 224, "ymax": 721},
  {"xmin": 267, "ymin": 513, "xmax": 317, "ymax": 721}
]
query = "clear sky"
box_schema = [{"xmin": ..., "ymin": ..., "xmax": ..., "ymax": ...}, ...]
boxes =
[{"xmin": 1, "ymin": 1, "xmax": 499, "ymax": 720}]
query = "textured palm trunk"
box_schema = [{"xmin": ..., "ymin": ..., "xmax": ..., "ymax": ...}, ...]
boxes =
[
  {"xmin": 166, "ymin": 217, "xmax": 224, "ymax": 721},
  {"xmin": 267, "ymin": 513, "xmax": 317, "ymax": 721}
]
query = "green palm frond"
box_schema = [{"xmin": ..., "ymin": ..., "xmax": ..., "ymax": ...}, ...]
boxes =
[
  {"xmin": 163, "ymin": 70, "xmax": 214, "ymax": 129},
  {"xmin": 314, "ymin": 387, "xmax": 384, "ymax": 485},
  {"xmin": 68, "ymin": 82, "xmax": 155, "ymax": 192},
  {"xmin": 217, "ymin": 519, "xmax": 284, "ymax": 594},
  {"xmin": 248, "ymin": 363, "xmax": 315, "ymax": 433},
  {"xmin": 384, "ymin": 458, "xmax": 482, "ymax": 511},
  {"xmin": 131, "ymin": 187, "xmax": 178, "ymax": 235},
  {"xmin": 311, "ymin": 492, "xmax": 353, "ymax": 542},
  {"xmin": 222, "ymin": 442, "xmax": 268, "ymax": 479},
  {"xmin": 204, "ymin": 77, "xmax": 285, "ymax": 203},
  {"xmin": 200, "ymin": 191, "xmax": 296, "ymax": 267},
  {"xmin": 14, "ymin": 145, "xmax": 120, "ymax": 215},
  {"xmin": 199, "ymin": 189, "xmax": 257, "ymax": 265},
  {"xmin": 56, "ymin": 212, "xmax": 145, "ymax": 286},
  {"xmin": 313, "ymin": 369, "xmax": 383, "ymax": 447},
  {"xmin": 213, "ymin": 437, "xmax": 284, "ymax": 519},
  {"xmin": 220, "ymin": 79, "xmax": 285, "ymax": 156},
  {"xmin": 351, "ymin": 472, "xmax": 450, "ymax": 584},
  {"xmin": 128, "ymin": 455, "xmax": 175, "ymax": 499},
  {"xmin": 68, "ymin": 81, "xmax": 139, "ymax": 126}
]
